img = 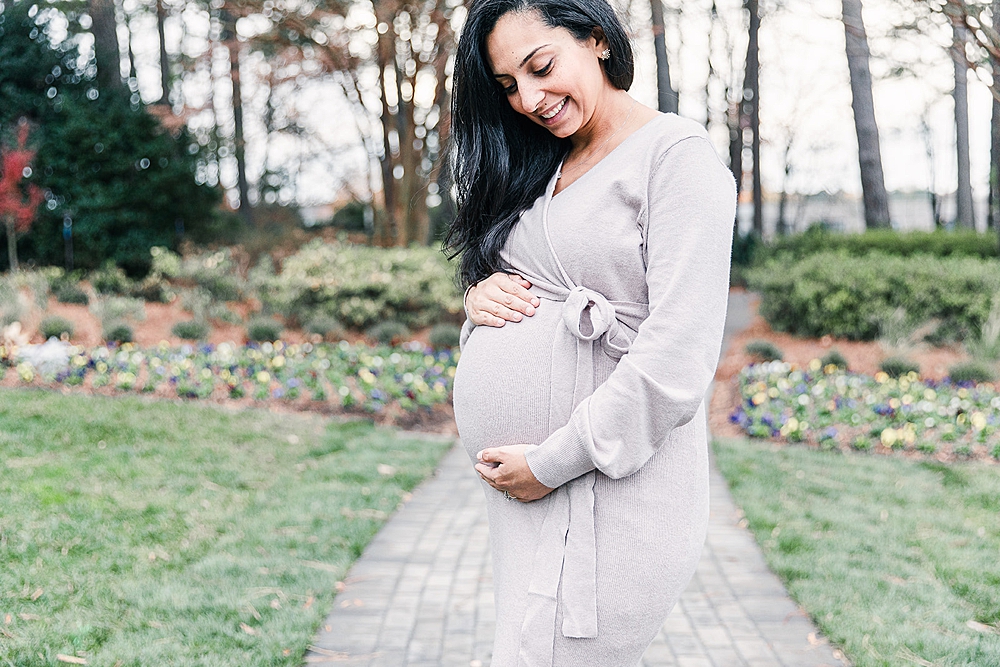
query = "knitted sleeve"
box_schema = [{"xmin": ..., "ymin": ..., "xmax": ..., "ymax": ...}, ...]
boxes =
[{"xmin": 523, "ymin": 135, "xmax": 737, "ymax": 488}]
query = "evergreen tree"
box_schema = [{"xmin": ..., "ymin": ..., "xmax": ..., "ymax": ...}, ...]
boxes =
[{"xmin": 0, "ymin": 0, "xmax": 219, "ymax": 276}]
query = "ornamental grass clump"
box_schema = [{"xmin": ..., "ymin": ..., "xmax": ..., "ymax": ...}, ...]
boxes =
[
  {"xmin": 305, "ymin": 315, "xmax": 344, "ymax": 341},
  {"xmin": 880, "ymin": 356, "xmax": 920, "ymax": 379},
  {"xmin": 246, "ymin": 316, "xmax": 283, "ymax": 342},
  {"xmin": 103, "ymin": 322, "xmax": 134, "ymax": 344},
  {"xmin": 39, "ymin": 315, "xmax": 73, "ymax": 340},
  {"xmin": 172, "ymin": 320, "xmax": 210, "ymax": 341},
  {"xmin": 947, "ymin": 361, "xmax": 997, "ymax": 385},
  {"xmin": 89, "ymin": 261, "xmax": 134, "ymax": 295},
  {"xmin": 54, "ymin": 283, "xmax": 89, "ymax": 305},
  {"xmin": 429, "ymin": 323, "xmax": 462, "ymax": 350},
  {"xmin": 820, "ymin": 348, "xmax": 848, "ymax": 370},
  {"xmin": 366, "ymin": 320, "xmax": 410, "ymax": 346},
  {"xmin": 745, "ymin": 339, "xmax": 783, "ymax": 362}
]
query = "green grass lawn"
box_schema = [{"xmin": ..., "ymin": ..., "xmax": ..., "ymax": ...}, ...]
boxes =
[
  {"xmin": 0, "ymin": 388, "xmax": 452, "ymax": 666},
  {"xmin": 713, "ymin": 437, "xmax": 1000, "ymax": 667}
]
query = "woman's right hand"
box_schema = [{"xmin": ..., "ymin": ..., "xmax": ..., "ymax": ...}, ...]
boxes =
[{"xmin": 466, "ymin": 272, "xmax": 541, "ymax": 327}]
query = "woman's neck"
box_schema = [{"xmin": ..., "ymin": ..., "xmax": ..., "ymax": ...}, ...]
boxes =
[{"xmin": 568, "ymin": 89, "xmax": 636, "ymax": 155}]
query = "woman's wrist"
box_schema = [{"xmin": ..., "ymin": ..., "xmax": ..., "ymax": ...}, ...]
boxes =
[{"xmin": 464, "ymin": 283, "xmax": 477, "ymax": 314}]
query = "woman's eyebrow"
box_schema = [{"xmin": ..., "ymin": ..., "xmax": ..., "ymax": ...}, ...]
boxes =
[{"xmin": 492, "ymin": 44, "xmax": 551, "ymax": 78}]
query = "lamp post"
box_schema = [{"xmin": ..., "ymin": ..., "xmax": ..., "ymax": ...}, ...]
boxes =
[{"xmin": 62, "ymin": 210, "xmax": 73, "ymax": 271}]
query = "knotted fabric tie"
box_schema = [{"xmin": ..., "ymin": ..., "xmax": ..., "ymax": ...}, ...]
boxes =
[{"xmin": 516, "ymin": 280, "xmax": 649, "ymax": 666}]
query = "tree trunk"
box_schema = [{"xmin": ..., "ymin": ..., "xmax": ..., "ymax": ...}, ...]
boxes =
[
  {"xmin": 373, "ymin": 2, "xmax": 399, "ymax": 247},
  {"xmin": 744, "ymin": 0, "xmax": 762, "ymax": 235},
  {"xmin": 221, "ymin": 8, "xmax": 253, "ymax": 226},
  {"xmin": 952, "ymin": 20, "xmax": 975, "ymax": 229},
  {"xmin": 125, "ymin": 7, "xmax": 138, "ymax": 84},
  {"xmin": 88, "ymin": 0, "xmax": 123, "ymax": 91},
  {"xmin": 156, "ymin": 0, "xmax": 171, "ymax": 105},
  {"xmin": 989, "ymin": 0, "xmax": 1000, "ymax": 231},
  {"xmin": 650, "ymin": 0, "xmax": 678, "ymax": 114},
  {"xmin": 842, "ymin": 0, "xmax": 891, "ymax": 229},
  {"xmin": 5, "ymin": 219, "xmax": 18, "ymax": 272}
]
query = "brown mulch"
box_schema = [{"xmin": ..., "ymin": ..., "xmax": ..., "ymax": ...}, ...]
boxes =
[
  {"xmin": 6, "ymin": 285, "xmax": 458, "ymax": 435},
  {"xmin": 8, "ymin": 285, "xmax": 983, "ymax": 444}
]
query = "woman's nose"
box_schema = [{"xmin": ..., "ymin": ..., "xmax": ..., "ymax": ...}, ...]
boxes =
[{"xmin": 517, "ymin": 84, "xmax": 544, "ymax": 117}]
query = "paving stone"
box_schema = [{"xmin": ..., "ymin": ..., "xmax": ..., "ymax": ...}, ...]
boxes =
[{"xmin": 305, "ymin": 292, "xmax": 847, "ymax": 667}]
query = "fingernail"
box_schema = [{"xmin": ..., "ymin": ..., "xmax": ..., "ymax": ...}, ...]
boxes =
[
  {"xmin": 514, "ymin": 314, "xmax": 522, "ymax": 321},
  {"xmin": 525, "ymin": 306, "xmax": 535, "ymax": 315}
]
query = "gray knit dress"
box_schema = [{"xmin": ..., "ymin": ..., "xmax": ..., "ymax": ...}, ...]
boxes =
[{"xmin": 452, "ymin": 111, "xmax": 737, "ymax": 667}]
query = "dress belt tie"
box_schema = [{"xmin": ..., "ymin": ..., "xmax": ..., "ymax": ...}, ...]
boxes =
[{"xmin": 515, "ymin": 281, "xmax": 649, "ymax": 666}]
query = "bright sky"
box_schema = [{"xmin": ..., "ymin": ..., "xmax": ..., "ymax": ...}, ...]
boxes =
[
  {"xmin": 33, "ymin": 0, "xmax": 997, "ymax": 206},
  {"xmin": 624, "ymin": 0, "xmax": 995, "ymax": 200}
]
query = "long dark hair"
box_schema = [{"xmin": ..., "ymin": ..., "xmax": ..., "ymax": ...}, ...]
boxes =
[{"xmin": 442, "ymin": 0, "xmax": 634, "ymax": 289}]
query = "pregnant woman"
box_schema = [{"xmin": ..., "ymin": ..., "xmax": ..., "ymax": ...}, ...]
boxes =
[{"xmin": 443, "ymin": 1, "xmax": 737, "ymax": 665}]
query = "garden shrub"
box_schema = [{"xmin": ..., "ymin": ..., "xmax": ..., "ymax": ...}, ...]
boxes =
[
  {"xmin": 305, "ymin": 315, "xmax": 344, "ymax": 341},
  {"xmin": 9, "ymin": 269, "xmax": 54, "ymax": 309},
  {"xmin": 947, "ymin": 361, "xmax": 997, "ymax": 384},
  {"xmin": 820, "ymin": 348, "xmax": 848, "ymax": 370},
  {"xmin": 429, "ymin": 323, "xmax": 462, "ymax": 350},
  {"xmin": 257, "ymin": 239, "xmax": 463, "ymax": 330},
  {"xmin": 54, "ymin": 283, "xmax": 89, "ymax": 305},
  {"xmin": 89, "ymin": 261, "xmax": 135, "ymax": 296},
  {"xmin": 366, "ymin": 320, "xmax": 410, "ymax": 345},
  {"xmin": 880, "ymin": 356, "xmax": 920, "ymax": 378},
  {"xmin": 40, "ymin": 315, "xmax": 73, "ymax": 340},
  {"xmin": 175, "ymin": 249, "xmax": 244, "ymax": 301},
  {"xmin": 172, "ymin": 320, "xmax": 209, "ymax": 341},
  {"xmin": 744, "ymin": 340, "xmax": 782, "ymax": 362},
  {"xmin": 746, "ymin": 251, "xmax": 1000, "ymax": 341},
  {"xmin": 763, "ymin": 227, "xmax": 998, "ymax": 262},
  {"xmin": 103, "ymin": 322, "xmax": 135, "ymax": 344},
  {"xmin": 0, "ymin": 279, "xmax": 23, "ymax": 326},
  {"xmin": 246, "ymin": 316, "xmax": 283, "ymax": 342}
]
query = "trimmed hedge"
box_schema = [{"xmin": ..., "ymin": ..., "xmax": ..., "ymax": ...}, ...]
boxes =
[
  {"xmin": 764, "ymin": 228, "xmax": 999, "ymax": 261},
  {"xmin": 746, "ymin": 251, "xmax": 1000, "ymax": 341}
]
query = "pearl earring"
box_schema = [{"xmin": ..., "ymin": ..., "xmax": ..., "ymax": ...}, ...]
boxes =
[{"xmin": 599, "ymin": 48, "xmax": 611, "ymax": 61}]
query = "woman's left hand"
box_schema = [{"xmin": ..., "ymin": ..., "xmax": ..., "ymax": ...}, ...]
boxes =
[{"xmin": 475, "ymin": 444, "xmax": 554, "ymax": 502}]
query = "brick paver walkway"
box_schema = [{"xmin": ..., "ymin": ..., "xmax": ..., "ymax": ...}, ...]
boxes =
[{"xmin": 304, "ymin": 291, "xmax": 848, "ymax": 667}]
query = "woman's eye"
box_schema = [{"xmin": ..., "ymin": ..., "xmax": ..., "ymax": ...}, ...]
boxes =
[
  {"xmin": 535, "ymin": 60, "xmax": 553, "ymax": 76},
  {"xmin": 502, "ymin": 83, "xmax": 516, "ymax": 95}
]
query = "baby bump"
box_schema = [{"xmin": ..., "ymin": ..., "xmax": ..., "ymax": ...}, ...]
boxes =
[{"xmin": 453, "ymin": 305, "xmax": 561, "ymax": 460}]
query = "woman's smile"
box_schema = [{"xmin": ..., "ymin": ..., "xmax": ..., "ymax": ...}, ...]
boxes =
[{"xmin": 540, "ymin": 96, "xmax": 570, "ymax": 124}]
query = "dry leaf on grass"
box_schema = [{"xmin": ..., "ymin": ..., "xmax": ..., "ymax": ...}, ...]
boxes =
[
  {"xmin": 239, "ymin": 622, "xmax": 260, "ymax": 636},
  {"xmin": 967, "ymin": 619, "xmax": 997, "ymax": 634},
  {"xmin": 55, "ymin": 655, "xmax": 87, "ymax": 665}
]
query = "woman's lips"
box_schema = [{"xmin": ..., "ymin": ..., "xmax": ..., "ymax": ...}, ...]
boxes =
[{"xmin": 540, "ymin": 96, "xmax": 569, "ymax": 125}]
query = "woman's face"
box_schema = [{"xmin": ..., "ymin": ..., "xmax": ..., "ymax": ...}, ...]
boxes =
[{"xmin": 485, "ymin": 9, "xmax": 610, "ymax": 138}]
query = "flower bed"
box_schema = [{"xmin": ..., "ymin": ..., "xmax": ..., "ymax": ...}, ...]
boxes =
[
  {"xmin": 730, "ymin": 359, "xmax": 1000, "ymax": 460},
  {"xmin": 0, "ymin": 338, "xmax": 458, "ymax": 416}
]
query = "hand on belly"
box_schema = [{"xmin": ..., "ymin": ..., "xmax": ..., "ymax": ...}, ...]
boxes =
[{"xmin": 475, "ymin": 444, "xmax": 554, "ymax": 502}]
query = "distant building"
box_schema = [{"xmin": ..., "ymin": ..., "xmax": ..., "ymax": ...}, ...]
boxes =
[{"xmin": 738, "ymin": 191, "xmax": 991, "ymax": 239}]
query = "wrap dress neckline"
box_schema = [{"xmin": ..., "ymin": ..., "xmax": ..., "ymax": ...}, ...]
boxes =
[
  {"xmin": 514, "ymin": 151, "xmax": 653, "ymax": 666},
  {"xmin": 551, "ymin": 112, "xmax": 663, "ymax": 201}
]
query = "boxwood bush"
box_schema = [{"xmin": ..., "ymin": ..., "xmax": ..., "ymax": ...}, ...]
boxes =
[
  {"xmin": 746, "ymin": 251, "xmax": 1000, "ymax": 341},
  {"xmin": 257, "ymin": 239, "xmax": 463, "ymax": 330},
  {"xmin": 763, "ymin": 228, "xmax": 999, "ymax": 262}
]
